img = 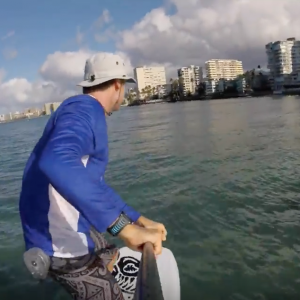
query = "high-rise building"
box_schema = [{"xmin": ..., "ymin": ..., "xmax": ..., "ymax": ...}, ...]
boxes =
[
  {"xmin": 44, "ymin": 103, "xmax": 52, "ymax": 115},
  {"xmin": 134, "ymin": 66, "xmax": 167, "ymax": 98},
  {"xmin": 205, "ymin": 59, "xmax": 243, "ymax": 80},
  {"xmin": 52, "ymin": 102, "xmax": 61, "ymax": 112},
  {"xmin": 266, "ymin": 37, "xmax": 300, "ymax": 78},
  {"xmin": 44, "ymin": 102, "xmax": 62, "ymax": 115},
  {"xmin": 177, "ymin": 65, "xmax": 203, "ymax": 95},
  {"xmin": 265, "ymin": 38, "xmax": 300, "ymax": 92}
]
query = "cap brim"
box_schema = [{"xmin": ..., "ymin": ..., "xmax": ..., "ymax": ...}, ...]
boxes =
[{"xmin": 77, "ymin": 76, "xmax": 136, "ymax": 87}]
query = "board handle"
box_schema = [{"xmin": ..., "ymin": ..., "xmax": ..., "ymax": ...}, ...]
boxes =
[{"xmin": 133, "ymin": 242, "xmax": 165, "ymax": 300}]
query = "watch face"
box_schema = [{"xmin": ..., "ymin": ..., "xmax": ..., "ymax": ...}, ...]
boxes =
[{"xmin": 109, "ymin": 214, "xmax": 130, "ymax": 236}]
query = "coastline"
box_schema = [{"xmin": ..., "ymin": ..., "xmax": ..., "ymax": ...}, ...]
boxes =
[
  {"xmin": 0, "ymin": 115, "xmax": 45, "ymax": 125},
  {"xmin": 127, "ymin": 90, "xmax": 274, "ymax": 106}
]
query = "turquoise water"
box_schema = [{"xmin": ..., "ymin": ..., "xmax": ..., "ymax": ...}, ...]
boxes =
[{"xmin": 1, "ymin": 97, "xmax": 300, "ymax": 299}]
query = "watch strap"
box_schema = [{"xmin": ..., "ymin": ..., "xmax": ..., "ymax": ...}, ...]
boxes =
[{"xmin": 107, "ymin": 213, "xmax": 132, "ymax": 236}]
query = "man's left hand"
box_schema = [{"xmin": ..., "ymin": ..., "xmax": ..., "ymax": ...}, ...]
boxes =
[{"xmin": 136, "ymin": 216, "xmax": 167, "ymax": 241}]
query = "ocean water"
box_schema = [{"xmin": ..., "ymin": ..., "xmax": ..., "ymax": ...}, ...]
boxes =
[{"xmin": 1, "ymin": 97, "xmax": 300, "ymax": 299}]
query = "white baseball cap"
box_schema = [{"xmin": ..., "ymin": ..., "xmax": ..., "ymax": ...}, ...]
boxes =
[{"xmin": 77, "ymin": 53, "xmax": 136, "ymax": 87}]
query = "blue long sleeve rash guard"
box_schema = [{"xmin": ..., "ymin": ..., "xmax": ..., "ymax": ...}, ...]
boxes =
[{"xmin": 19, "ymin": 95, "xmax": 140, "ymax": 257}]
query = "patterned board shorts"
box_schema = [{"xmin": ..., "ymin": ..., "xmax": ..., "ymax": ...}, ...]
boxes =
[{"xmin": 49, "ymin": 229, "xmax": 124, "ymax": 300}]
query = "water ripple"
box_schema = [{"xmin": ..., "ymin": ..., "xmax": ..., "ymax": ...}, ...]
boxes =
[{"xmin": 1, "ymin": 98, "xmax": 300, "ymax": 299}]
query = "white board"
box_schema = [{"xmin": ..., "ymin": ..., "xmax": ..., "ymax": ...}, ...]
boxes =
[{"xmin": 112, "ymin": 247, "xmax": 180, "ymax": 300}]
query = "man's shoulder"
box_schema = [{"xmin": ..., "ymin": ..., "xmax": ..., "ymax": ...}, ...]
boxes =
[
  {"xmin": 58, "ymin": 94, "xmax": 105, "ymax": 121},
  {"xmin": 62, "ymin": 94, "xmax": 100, "ymax": 110}
]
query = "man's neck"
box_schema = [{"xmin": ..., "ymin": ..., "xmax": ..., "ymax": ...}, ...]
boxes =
[{"xmin": 87, "ymin": 93, "xmax": 112, "ymax": 116}]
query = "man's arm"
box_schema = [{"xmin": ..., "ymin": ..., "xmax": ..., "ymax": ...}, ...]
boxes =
[{"xmin": 38, "ymin": 101, "xmax": 140, "ymax": 233}]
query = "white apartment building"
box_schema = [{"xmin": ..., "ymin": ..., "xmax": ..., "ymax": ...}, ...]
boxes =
[
  {"xmin": 44, "ymin": 103, "xmax": 51, "ymax": 115},
  {"xmin": 204, "ymin": 78, "xmax": 246, "ymax": 95},
  {"xmin": 44, "ymin": 102, "xmax": 62, "ymax": 115},
  {"xmin": 204, "ymin": 80, "xmax": 217, "ymax": 95},
  {"xmin": 177, "ymin": 65, "xmax": 203, "ymax": 95},
  {"xmin": 134, "ymin": 66, "xmax": 167, "ymax": 98},
  {"xmin": 205, "ymin": 59, "xmax": 243, "ymax": 80},
  {"xmin": 266, "ymin": 37, "xmax": 300, "ymax": 78},
  {"xmin": 236, "ymin": 78, "xmax": 246, "ymax": 94}
]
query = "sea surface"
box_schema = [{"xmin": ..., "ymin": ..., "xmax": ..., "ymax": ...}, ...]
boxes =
[{"xmin": 1, "ymin": 96, "xmax": 300, "ymax": 300}]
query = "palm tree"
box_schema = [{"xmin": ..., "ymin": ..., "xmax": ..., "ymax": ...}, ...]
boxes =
[
  {"xmin": 170, "ymin": 79, "xmax": 179, "ymax": 101},
  {"xmin": 171, "ymin": 79, "xmax": 179, "ymax": 92},
  {"xmin": 152, "ymin": 86, "xmax": 156, "ymax": 96},
  {"xmin": 142, "ymin": 85, "xmax": 151, "ymax": 100},
  {"xmin": 127, "ymin": 92, "xmax": 134, "ymax": 104},
  {"xmin": 141, "ymin": 88, "xmax": 146, "ymax": 100},
  {"xmin": 197, "ymin": 82, "xmax": 206, "ymax": 96},
  {"xmin": 178, "ymin": 76, "xmax": 184, "ymax": 97}
]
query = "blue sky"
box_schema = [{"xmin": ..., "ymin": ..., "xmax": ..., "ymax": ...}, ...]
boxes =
[{"xmin": 0, "ymin": 0, "xmax": 164, "ymax": 81}]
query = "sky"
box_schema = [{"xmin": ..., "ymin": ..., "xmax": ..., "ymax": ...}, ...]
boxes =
[{"xmin": 0, "ymin": 0, "xmax": 299, "ymax": 113}]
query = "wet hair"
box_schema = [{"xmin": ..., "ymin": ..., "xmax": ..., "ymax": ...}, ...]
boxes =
[{"xmin": 83, "ymin": 79, "xmax": 126, "ymax": 94}]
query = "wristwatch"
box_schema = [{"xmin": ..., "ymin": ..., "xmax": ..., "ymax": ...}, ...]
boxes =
[{"xmin": 107, "ymin": 213, "xmax": 132, "ymax": 237}]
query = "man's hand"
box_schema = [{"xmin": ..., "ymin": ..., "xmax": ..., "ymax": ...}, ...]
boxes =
[
  {"xmin": 118, "ymin": 224, "xmax": 163, "ymax": 255},
  {"xmin": 136, "ymin": 216, "xmax": 167, "ymax": 241}
]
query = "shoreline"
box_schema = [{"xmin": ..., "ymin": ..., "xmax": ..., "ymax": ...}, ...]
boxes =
[
  {"xmin": 128, "ymin": 91, "xmax": 274, "ymax": 106},
  {"xmin": 0, "ymin": 115, "xmax": 45, "ymax": 125}
]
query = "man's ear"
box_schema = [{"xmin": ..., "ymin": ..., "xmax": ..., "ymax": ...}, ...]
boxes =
[{"xmin": 114, "ymin": 80, "xmax": 121, "ymax": 91}]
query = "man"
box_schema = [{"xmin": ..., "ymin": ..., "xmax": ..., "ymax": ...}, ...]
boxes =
[{"xmin": 19, "ymin": 53, "xmax": 167, "ymax": 300}]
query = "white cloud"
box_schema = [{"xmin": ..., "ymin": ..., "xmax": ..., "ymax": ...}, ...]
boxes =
[
  {"xmin": 1, "ymin": 30, "xmax": 15, "ymax": 40},
  {"xmin": 95, "ymin": 26, "xmax": 117, "ymax": 44},
  {"xmin": 39, "ymin": 49, "xmax": 93, "ymax": 89},
  {"xmin": 0, "ymin": 77, "xmax": 74, "ymax": 113},
  {"xmin": 0, "ymin": 78, "xmax": 32, "ymax": 103},
  {"xmin": 72, "ymin": 10, "xmax": 112, "ymax": 46},
  {"xmin": 117, "ymin": 0, "xmax": 300, "ymax": 71},
  {"xmin": 0, "ymin": 49, "xmax": 133, "ymax": 113},
  {"xmin": 92, "ymin": 10, "xmax": 116, "ymax": 44},
  {"xmin": 39, "ymin": 49, "xmax": 133, "ymax": 84},
  {"xmin": 93, "ymin": 9, "xmax": 111, "ymax": 29}
]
